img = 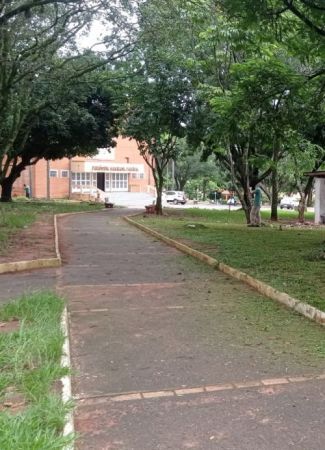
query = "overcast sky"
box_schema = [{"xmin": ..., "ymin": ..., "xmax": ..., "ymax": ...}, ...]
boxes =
[{"xmin": 77, "ymin": 21, "xmax": 108, "ymax": 51}]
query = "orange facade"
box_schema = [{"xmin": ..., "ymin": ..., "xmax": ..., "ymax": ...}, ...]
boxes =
[{"xmin": 12, "ymin": 137, "xmax": 155, "ymax": 199}]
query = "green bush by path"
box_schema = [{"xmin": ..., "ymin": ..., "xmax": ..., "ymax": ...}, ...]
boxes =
[
  {"xmin": 0, "ymin": 292, "xmax": 73, "ymax": 449},
  {"xmin": 135, "ymin": 209, "xmax": 325, "ymax": 311},
  {"xmin": 0, "ymin": 200, "xmax": 102, "ymax": 253}
]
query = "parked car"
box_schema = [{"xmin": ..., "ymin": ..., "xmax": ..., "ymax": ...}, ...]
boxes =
[
  {"xmin": 164, "ymin": 191, "xmax": 187, "ymax": 205},
  {"xmin": 280, "ymin": 196, "xmax": 299, "ymax": 210}
]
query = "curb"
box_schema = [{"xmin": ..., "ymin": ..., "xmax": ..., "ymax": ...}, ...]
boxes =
[
  {"xmin": 0, "ymin": 257, "xmax": 61, "ymax": 274},
  {"xmin": 124, "ymin": 216, "xmax": 325, "ymax": 327},
  {"xmin": 0, "ymin": 209, "xmax": 102, "ymax": 448},
  {"xmin": 61, "ymin": 306, "xmax": 74, "ymax": 449},
  {"xmin": 0, "ymin": 209, "xmax": 103, "ymax": 275}
]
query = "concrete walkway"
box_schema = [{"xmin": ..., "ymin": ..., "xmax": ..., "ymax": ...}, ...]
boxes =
[
  {"xmin": 1, "ymin": 210, "xmax": 324, "ymax": 449},
  {"xmin": 57, "ymin": 210, "xmax": 325, "ymax": 450}
]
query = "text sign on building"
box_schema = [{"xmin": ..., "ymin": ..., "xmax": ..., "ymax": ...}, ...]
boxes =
[{"xmin": 84, "ymin": 162, "xmax": 143, "ymax": 173}]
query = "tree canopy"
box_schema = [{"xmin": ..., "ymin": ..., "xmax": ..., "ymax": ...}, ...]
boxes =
[
  {"xmin": 116, "ymin": 0, "xmax": 324, "ymax": 221},
  {"xmin": 0, "ymin": 0, "xmax": 134, "ymax": 200},
  {"xmin": 1, "ymin": 0, "xmax": 324, "ymax": 221}
]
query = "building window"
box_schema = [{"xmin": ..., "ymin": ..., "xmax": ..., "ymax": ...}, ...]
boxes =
[
  {"xmin": 105, "ymin": 173, "xmax": 110, "ymax": 190},
  {"xmin": 132, "ymin": 173, "xmax": 144, "ymax": 179},
  {"xmin": 72, "ymin": 172, "xmax": 93, "ymax": 190},
  {"xmin": 61, "ymin": 170, "xmax": 69, "ymax": 178},
  {"xmin": 49, "ymin": 169, "xmax": 58, "ymax": 178},
  {"xmin": 112, "ymin": 173, "xmax": 128, "ymax": 190}
]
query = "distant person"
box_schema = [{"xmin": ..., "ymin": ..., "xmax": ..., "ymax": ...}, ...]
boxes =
[
  {"xmin": 227, "ymin": 196, "xmax": 236, "ymax": 206},
  {"xmin": 249, "ymin": 184, "xmax": 262, "ymax": 226},
  {"xmin": 24, "ymin": 184, "xmax": 30, "ymax": 198}
]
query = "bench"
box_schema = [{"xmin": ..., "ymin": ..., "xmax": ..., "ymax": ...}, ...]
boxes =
[{"xmin": 145, "ymin": 204, "xmax": 156, "ymax": 214}]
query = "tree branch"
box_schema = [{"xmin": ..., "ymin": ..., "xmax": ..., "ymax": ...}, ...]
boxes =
[
  {"xmin": 283, "ymin": 0, "xmax": 325, "ymax": 36},
  {"xmin": 298, "ymin": 0, "xmax": 325, "ymax": 12},
  {"xmin": 0, "ymin": 0, "xmax": 81, "ymax": 24}
]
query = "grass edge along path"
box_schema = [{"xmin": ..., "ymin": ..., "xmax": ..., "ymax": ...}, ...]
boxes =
[
  {"xmin": 131, "ymin": 208, "xmax": 325, "ymax": 312},
  {"xmin": 0, "ymin": 292, "xmax": 74, "ymax": 450},
  {"xmin": 0, "ymin": 200, "xmax": 102, "ymax": 255}
]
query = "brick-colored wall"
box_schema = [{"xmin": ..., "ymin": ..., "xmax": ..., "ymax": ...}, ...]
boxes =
[
  {"xmin": 48, "ymin": 159, "xmax": 70, "ymax": 199},
  {"xmin": 113, "ymin": 137, "xmax": 153, "ymax": 192},
  {"xmin": 12, "ymin": 169, "xmax": 31, "ymax": 198},
  {"xmin": 31, "ymin": 160, "xmax": 48, "ymax": 198},
  {"xmin": 10, "ymin": 137, "xmax": 154, "ymax": 198}
]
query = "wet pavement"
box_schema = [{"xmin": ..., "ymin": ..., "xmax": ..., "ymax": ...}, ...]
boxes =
[{"xmin": 1, "ymin": 209, "xmax": 324, "ymax": 449}]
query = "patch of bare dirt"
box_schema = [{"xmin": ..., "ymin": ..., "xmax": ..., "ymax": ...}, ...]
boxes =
[
  {"xmin": 0, "ymin": 214, "xmax": 56, "ymax": 263},
  {"xmin": 0, "ymin": 319, "xmax": 20, "ymax": 334},
  {"xmin": 0, "ymin": 387, "xmax": 27, "ymax": 414}
]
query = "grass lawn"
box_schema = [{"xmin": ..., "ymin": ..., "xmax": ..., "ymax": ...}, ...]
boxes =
[
  {"xmin": 135, "ymin": 208, "xmax": 325, "ymax": 311},
  {"xmin": 0, "ymin": 199, "xmax": 102, "ymax": 253},
  {"xmin": 0, "ymin": 292, "xmax": 72, "ymax": 450}
]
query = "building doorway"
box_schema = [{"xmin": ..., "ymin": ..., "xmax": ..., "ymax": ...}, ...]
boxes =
[{"xmin": 97, "ymin": 173, "xmax": 105, "ymax": 191}]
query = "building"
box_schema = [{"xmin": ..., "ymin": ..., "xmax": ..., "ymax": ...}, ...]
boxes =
[
  {"xmin": 12, "ymin": 137, "xmax": 156, "ymax": 200},
  {"xmin": 305, "ymin": 171, "xmax": 325, "ymax": 224}
]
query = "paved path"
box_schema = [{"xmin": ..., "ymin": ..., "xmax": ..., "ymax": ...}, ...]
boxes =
[
  {"xmin": 57, "ymin": 210, "xmax": 325, "ymax": 450},
  {"xmin": 0, "ymin": 268, "xmax": 57, "ymax": 305},
  {"xmin": 1, "ymin": 210, "xmax": 324, "ymax": 449}
]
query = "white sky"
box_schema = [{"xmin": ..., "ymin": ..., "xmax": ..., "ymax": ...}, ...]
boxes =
[{"xmin": 77, "ymin": 21, "xmax": 108, "ymax": 52}]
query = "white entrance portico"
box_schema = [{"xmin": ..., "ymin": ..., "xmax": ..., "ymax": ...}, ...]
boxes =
[{"xmin": 71, "ymin": 160, "xmax": 145, "ymax": 193}]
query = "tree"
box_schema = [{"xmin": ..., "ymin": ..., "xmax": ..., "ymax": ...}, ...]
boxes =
[
  {"xmin": 0, "ymin": 73, "xmax": 117, "ymax": 201},
  {"xmin": 172, "ymin": 139, "xmax": 226, "ymax": 194},
  {"xmin": 220, "ymin": 0, "xmax": 325, "ymax": 82},
  {"xmin": 117, "ymin": 0, "xmax": 324, "ymax": 223},
  {"xmin": 221, "ymin": 0, "xmax": 325, "ymax": 39},
  {"xmin": 0, "ymin": 0, "xmax": 135, "ymax": 201},
  {"xmin": 187, "ymin": 61, "xmax": 296, "ymax": 221},
  {"xmin": 120, "ymin": 61, "xmax": 193, "ymax": 214},
  {"xmin": 170, "ymin": 0, "xmax": 324, "ymax": 222},
  {"xmin": 278, "ymin": 128, "xmax": 325, "ymax": 222}
]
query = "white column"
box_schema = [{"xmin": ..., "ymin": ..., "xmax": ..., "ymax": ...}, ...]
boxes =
[{"xmin": 315, "ymin": 178, "xmax": 325, "ymax": 224}]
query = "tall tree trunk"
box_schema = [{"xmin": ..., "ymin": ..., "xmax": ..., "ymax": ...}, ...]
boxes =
[
  {"xmin": 270, "ymin": 166, "xmax": 278, "ymax": 221},
  {"xmin": 298, "ymin": 177, "xmax": 314, "ymax": 223},
  {"xmin": 271, "ymin": 135, "xmax": 280, "ymax": 221},
  {"xmin": 298, "ymin": 193, "xmax": 306, "ymax": 223},
  {"xmin": 307, "ymin": 189, "xmax": 313, "ymax": 207},
  {"xmin": 270, "ymin": 142, "xmax": 279, "ymax": 221},
  {"xmin": 236, "ymin": 182, "xmax": 252, "ymax": 224},
  {"xmin": 242, "ymin": 185, "xmax": 252, "ymax": 223},
  {"xmin": 304, "ymin": 177, "xmax": 314, "ymax": 209},
  {"xmin": 179, "ymin": 179, "xmax": 187, "ymax": 190},
  {"xmin": 0, "ymin": 161, "xmax": 28, "ymax": 202},
  {"xmin": 153, "ymin": 167, "xmax": 164, "ymax": 215},
  {"xmin": 227, "ymin": 146, "xmax": 251, "ymax": 224},
  {"xmin": 0, "ymin": 176, "xmax": 15, "ymax": 202},
  {"xmin": 202, "ymin": 178, "xmax": 208, "ymax": 201}
]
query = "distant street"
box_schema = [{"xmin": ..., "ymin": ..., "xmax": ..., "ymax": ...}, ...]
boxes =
[{"xmin": 100, "ymin": 192, "xmax": 315, "ymax": 214}]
